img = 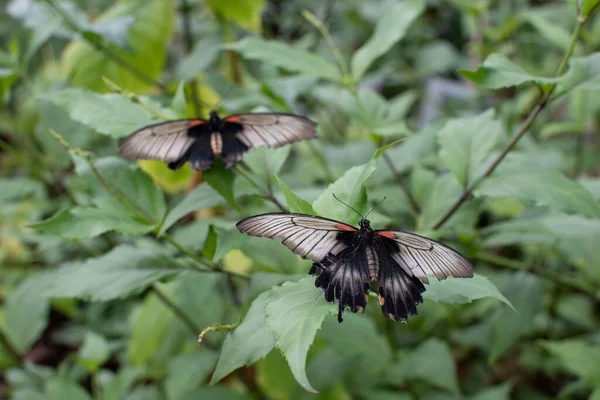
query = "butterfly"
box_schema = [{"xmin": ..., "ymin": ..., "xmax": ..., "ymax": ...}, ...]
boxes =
[
  {"xmin": 119, "ymin": 110, "xmax": 317, "ymax": 171},
  {"xmin": 236, "ymin": 213, "xmax": 473, "ymax": 323}
]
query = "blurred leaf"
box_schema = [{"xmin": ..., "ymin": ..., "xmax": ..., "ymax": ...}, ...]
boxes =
[
  {"xmin": 0, "ymin": 177, "xmax": 45, "ymax": 201},
  {"xmin": 490, "ymin": 272, "xmax": 543, "ymax": 362},
  {"xmin": 470, "ymin": 383, "xmax": 512, "ymax": 400},
  {"xmin": 540, "ymin": 340, "xmax": 600, "ymax": 385},
  {"xmin": 3, "ymin": 279, "xmax": 50, "ymax": 354},
  {"xmin": 424, "ymin": 275, "xmax": 514, "ymax": 310},
  {"xmin": 172, "ymin": 81, "xmax": 188, "ymax": 118},
  {"xmin": 418, "ymin": 173, "xmax": 464, "ymax": 229},
  {"xmin": 77, "ymin": 331, "xmax": 110, "ymax": 372},
  {"xmin": 275, "ymin": 175, "xmax": 316, "ymax": 214},
  {"xmin": 265, "ymin": 278, "xmax": 337, "ymax": 393},
  {"xmin": 43, "ymin": 89, "xmax": 156, "ymax": 139},
  {"xmin": 61, "ymin": 0, "xmax": 175, "ymax": 93},
  {"xmin": 351, "ymin": 0, "xmax": 426, "ymax": 80},
  {"xmin": 207, "ymin": 0, "xmax": 266, "ymax": 32},
  {"xmin": 438, "ymin": 109, "xmax": 503, "ymax": 187},
  {"xmin": 47, "ymin": 377, "xmax": 92, "ymax": 400},
  {"xmin": 243, "ymin": 146, "xmax": 292, "ymax": 186},
  {"xmin": 31, "ymin": 207, "xmax": 155, "ymax": 238},
  {"xmin": 180, "ymin": 387, "xmax": 251, "ymax": 400},
  {"xmin": 138, "ymin": 160, "xmax": 193, "ymax": 194},
  {"xmin": 100, "ymin": 366, "xmax": 145, "ymax": 400},
  {"xmin": 582, "ymin": 0, "xmax": 600, "ymax": 15},
  {"xmin": 34, "ymin": 246, "xmax": 178, "ymax": 301},
  {"xmin": 204, "ymin": 164, "xmax": 240, "ymax": 212},
  {"xmin": 386, "ymin": 338, "xmax": 459, "ymax": 393},
  {"xmin": 165, "ymin": 350, "xmax": 217, "ymax": 400},
  {"xmin": 177, "ymin": 36, "xmax": 222, "ymax": 81},
  {"xmin": 212, "ymin": 292, "xmax": 275, "ymax": 384},
  {"xmin": 231, "ymin": 37, "xmax": 342, "ymax": 81},
  {"xmin": 521, "ymin": 12, "xmax": 572, "ymax": 51},
  {"xmin": 475, "ymin": 169, "xmax": 600, "ymax": 218},
  {"xmin": 256, "ymin": 349, "xmax": 298, "ymax": 400},
  {"xmin": 159, "ymin": 183, "xmax": 225, "ymax": 235}
]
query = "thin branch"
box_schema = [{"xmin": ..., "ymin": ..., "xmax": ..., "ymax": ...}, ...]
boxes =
[
  {"xmin": 433, "ymin": 12, "xmax": 593, "ymax": 230},
  {"xmin": 180, "ymin": 0, "xmax": 202, "ymax": 116},
  {"xmin": 302, "ymin": 10, "xmax": 348, "ymax": 79},
  {"xmin": 382, "ymin": 152, "xmax": 421, "ymax": 214},
  {"xmin": 152, "ymin": 283, "xmax": 201, "ymax": 334},
  {"xmin": 197, "ymin": 319, "xmax": 240, "ymax": 346},
  {"xmin": 476, "ymin": 252, "xmax": 600, "ymax": 300},
  {"xmin": 235, "ymin": 164, "xmax": 287, "ymax": 212},
  {"xmin": 43, "ymin": 0, "xmax": 165, "ymax": 90}
]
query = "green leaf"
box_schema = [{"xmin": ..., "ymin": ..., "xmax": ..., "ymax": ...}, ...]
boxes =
[
  {"xmin": 47, "ymin": 378, "xmax": 92, "ymax": 400},
  {"xmin": 61, "ymin": 0, "xmax": 175, "ymax": 93},
  {"xmin": 256, "ymin": 350, "xmax": 299, "ymax": 399},
  {"xmin": 351, "ymin": 0, "xmax": 425, "ymax": 80},
  {"xmin": 521, "ymin": 12, "xmax": 572, "ymax": 51},
  {"xmin": 31, "ymin": 207, "xmax": 154, "ymax": 239},
  {"xmin": 33, "ymin": 246, "xmax": 178, "ymax": 301},
  {"xmin": 231, "ymin": 37, "xmax": 342, "ymax": 82},
  {"xmin": 211, "ymin": 293, "xmax": 275, "ymax": 384},
  {"xmin": 165, "ymin": 350, "xmax": 218, "ymax": 400},
  {"xmin": 0, "ymin": 178, "xmax": 45, "ymax": 202},
  {"xmin": 75, "ymin": 156, "xmax": 166, "ymax": 224},
  {"xmin": 180, "ymin": 387, "xmax": 252, "ymax": 400},
  {"xmin": 490, "ymin": 273, "xmax": 543, "ymax": 361},
  {"xmin": 540, "ymin": 340, "xmax": 600, "ymax": 385},
  {"xmin": 159, "ymin": 183, "xmax": 225, "ymax": 235},
  {"xmin": 275, "ymin": 175, "xmax": 316, "ymax": 214},
  {"xmin": 265, "ymin": 278, "xmax": 337, "ymax": 393},
  {"xmin": 460, "ymin": 53, "xmax": 556, "ymax": 89},
  {"xmin": 76, "ymin": 331, "xmax": 110, "ymax": 372},
  {"xmin": 556, "ymin": 53, "xmax": 600, "ymax": 92},
  {"xmin": 424, "ymin": 275, "xmax": 514, "ymax": 310},
  {"xmin": 100, "ymin": 366, "xmax": 145, "ymax": 400},
  {"xmin": 418, "ymin": 173, "xmax": 462, "ymax": 229},
  {"xmin": 474, "ymin": 169, "xmax": 600, "ymax": 218},
  {"xmin": 383, "ymin": 122, "xmax": 438, "ymax": 173},
  {"xmin": 385, "ymin": 338, "xmax": 459, "ymax": 393},
  {"xmin": 203, "ymin": 164, "xmax": 240, "ymax": 212},
  {"xmin": 312, "ymin": 158, "xmax": 377, "ymax": 226},
  {"xmin": 437, "ymin": 109, "xmax": 503, "ymax": 187},
  {"xmin": 43, "ymin": 89, "xmax": 156, "ymax": 138},
  {"xmin": 207, "ymin": 0, "xmax": 266, "ymax": 32},
  {"xmin": 471, "ymin": 383, "xmax": 512, "ymax": 400},
  {"xmin": 172, "ymin": 81, "xmax": 188, "ymax": 118},
  {"xmin": 243, "ymin": 146, "xmax": 291, "ymax": 182},
  {"xmin": 3, "ymin": 279, "xmax": 50, "ymax": 354},
  {"xmin": 582, "ymin": 0, "xmax": 600, "ymax": 15}
]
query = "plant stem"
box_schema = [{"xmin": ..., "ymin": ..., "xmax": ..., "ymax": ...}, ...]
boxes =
[
  {"xmin": 432, "ymin": 11, "xmax": 593, "ymax": 230},
  {"xmin": 382, "ymin": 152, "xmax": 421, "ymax": 214},
  {"xmin": 43, "ymin": 0, "xmax": 165, "ymax": 91},
  {"xmin": 235, "ymin": 164, "xmax": 287, "ymax": 212},
  {"xmin": 180, "ymin": 0, "xmax": 202, "ymax": 116},
  {"xmin": 197, "ymin": 319, "xmax": 240, "ymax": 346},
  {"xmin": 302, "ymin": 10, "xmax": 348, "ymax": 78},
  {"xmin": 151, "ymin": 283, "xmax": 201, "ymax": 334},
  {"xmin": 476, "ymin": 252, "xmax": 600, "ymax": 300}
]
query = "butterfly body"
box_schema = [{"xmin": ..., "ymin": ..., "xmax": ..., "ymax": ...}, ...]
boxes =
[
  {"xmin": 119, "ymin": 111, "xmax": 316, "ymax": 171},
  {"xmin": 237, "ymin": 213, "xmax": 473, "ymax": 323}
]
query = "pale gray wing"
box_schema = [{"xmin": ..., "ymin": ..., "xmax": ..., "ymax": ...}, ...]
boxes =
[
  {"xmin": 236, "ymin": 213, "xmax": 355, "ymax": 262},
  {"xmin": 377, "ymin": 230, "xmax": 473, "ymax": 283},
  {"xmin": 227, "ymin": 113, "xmax": 317, "ymax": 148},
  {"xmin": 119, "ymin": 120, "xmax": 201, "ymax": 162}
]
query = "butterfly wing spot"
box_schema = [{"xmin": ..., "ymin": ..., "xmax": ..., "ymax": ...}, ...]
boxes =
[{"xmin": 377, "ymin": 231, "xmax": 395, "ymax": 238}]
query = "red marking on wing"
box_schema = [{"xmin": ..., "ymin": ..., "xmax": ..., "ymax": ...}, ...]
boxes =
[
  {"xmin": 336, "ymin": 224, "xmax": 357, "ymax": 232},
  {"xmin": 225, "ymin": 116, "xmax": 241, "ymax": 123},
  {"xmin": 377, "ymin": 231, "xmax": 395, "ymax": 238},
  {"xmin": 188, "ymin": 119, "xmax": 205, "ymax": 127}
]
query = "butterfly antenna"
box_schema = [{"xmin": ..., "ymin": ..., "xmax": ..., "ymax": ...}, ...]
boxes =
[
  {"xmin": 332, "ymin": 193, "xmax": 363, "ymax": 219},
  {"xmin": 364, "ymin": 196, "xmax": 387, "ymax": 219}
]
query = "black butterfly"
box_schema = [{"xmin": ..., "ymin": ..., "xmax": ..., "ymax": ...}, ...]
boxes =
[
  {"xmin": 119, "ymin": 110, "xmax": 317, "ymax": 171},
  {"xmin": 236, "ymin": 213, "xmax": 473, "ymax": 323}
]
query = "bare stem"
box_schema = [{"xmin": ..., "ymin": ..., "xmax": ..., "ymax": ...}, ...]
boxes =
[
  {"xmin": 197, "ymin": 319, "xmax": 241, "ymax": 346},
  {"xmin": 152, "ymin": 283, "xmax": 201, "ymax": 334},
  {"xmin": 432, "ymin": 11, "xmax": 592, "ymax": 230},
  {"xmin": 235, "ymin": 164, "xmax": 287, "ymax": 212}
]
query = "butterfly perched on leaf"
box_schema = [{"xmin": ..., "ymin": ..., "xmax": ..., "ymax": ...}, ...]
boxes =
[
  {"xmin": 119, "ymin": 110, "xmax": 317, "ymax": 171},
  {"xmin": 237, "ymin": 213, "xmax": 473, "ymax": 323}
]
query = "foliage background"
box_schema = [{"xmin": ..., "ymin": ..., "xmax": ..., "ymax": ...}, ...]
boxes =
[{"xmin": 1, "ymin": 0, "xmax": 600, "ymax": 399}]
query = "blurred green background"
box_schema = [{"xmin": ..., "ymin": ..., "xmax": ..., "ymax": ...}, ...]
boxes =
[{"xmin": 1, "ymin": 0, "xmax": 600, "ymax": 399}]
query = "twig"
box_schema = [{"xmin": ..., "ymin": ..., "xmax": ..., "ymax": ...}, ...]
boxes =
[
  {"xmin": 0, "ymin": 330, "xmax": 23, "ymax": 363},
  {"xmin": 180, "ymin": 0, "xmax": 202, "ymax": 116},
  {"xmin": 152, "ymin": 284, "xmax": 201, "ymax": 334},
  {"xmin": 382, "ymin": 152, "xmax": 421, "ymax": 214},
  {"xmin": 432, "ymin": 12, "xmax": 592, "ymax": 230},
  {"xmin": 235, "ymin": 164, "xmax": 287, "ymax": 212},
  {"xmin": 197, "ymin": 319, "xmax": 240, "ymax": 346},
  {"xmin": 43, "ymin": 0, "xmax": 165, "ymax": 90},
  {"xmin": 476, "ymin": 252, "xmax": 600, "ymax": 300},
  {"xmin": 302, "ymin": 10, "xmax": 348, "ymax": 79}
]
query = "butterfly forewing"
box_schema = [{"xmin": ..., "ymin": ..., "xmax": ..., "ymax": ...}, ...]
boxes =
[
  {"xmin": 119, "ymin": 119, "xmax": 202, "ymax": 162},
  {"xmin": 377, "ymin": 230, "xmax": 473, "ymax": 283},
  {"xmin": 236, "ymin": 213, "xmax": 354, "ymax": 262},
  {"xmin": 230, "ymin": 113, "xmax": 317, "ymax": 148}
]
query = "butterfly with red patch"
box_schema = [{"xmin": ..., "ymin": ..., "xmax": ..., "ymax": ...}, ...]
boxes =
[
  {"xmin": 236, "ymin": 213, "xmax": 473, "ymax": 323},
  {"xmin": 119, "ymin": 110, "xmax": 316, "ymax": 171}
]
